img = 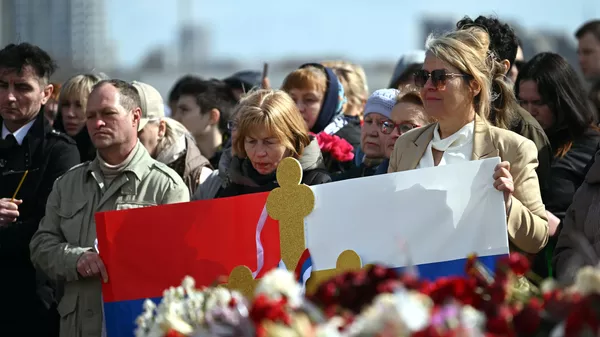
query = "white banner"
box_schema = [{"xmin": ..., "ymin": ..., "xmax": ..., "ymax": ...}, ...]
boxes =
[{"xmin": 305, "ymin": 157, "xmax": 509, "ymax": 271}]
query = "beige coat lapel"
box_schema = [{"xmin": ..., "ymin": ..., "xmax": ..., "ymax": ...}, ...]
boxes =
[
  {"xmin": 396, "ymin": 124, "xmax": 435, "ymax": 171},
  {"xmin": 472, "ymin": 114, "xmax": 500, "ymax": 160}
]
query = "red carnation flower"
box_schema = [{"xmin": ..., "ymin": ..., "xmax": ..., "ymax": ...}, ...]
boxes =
[
  {"xmin": 565, "ymin": 294, "xmax": 600, "ymax": 336},
  {"xmin": 165, "ymin": 329, "xmax": 186, "ymax": 337},
  {"xmin": 312, "ymin": 132, "xmax": 354, "ymax": 163},
  {"xmin": 513, "ymin": 298, "xmax": 542, "ymax": 334},
  {"xmin": 249, "ymin": 294, "xmax": 292, "ymax": 327},
  {"xmin": 485, "ymin": 305, "xmax": 515, "ymax": 336},
  {"xmin": 497, "ymin": 253, "xmax": 530, "ymax": 276},
  {"xmin": 487, "ymin": 279, "xmax": 509, "ymax": 305},
  {"xmin": 422, "ymin": 276, "xmax": 477, "ymax": 306}
]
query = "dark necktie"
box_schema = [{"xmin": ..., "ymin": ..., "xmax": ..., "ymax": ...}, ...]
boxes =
[{"xmin": 0, "ymin": 134, "xmax": 18, "ymax": 150}]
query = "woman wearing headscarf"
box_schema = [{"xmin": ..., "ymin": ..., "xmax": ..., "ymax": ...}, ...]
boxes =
[{"xmin": 281, "ymin": 63, "xmax": 359, "ymax": 174}]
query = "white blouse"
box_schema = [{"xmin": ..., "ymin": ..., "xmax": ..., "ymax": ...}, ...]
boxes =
[{"xmin": 417, "ymin": 121, "xmax": 475, "ymax": 169}]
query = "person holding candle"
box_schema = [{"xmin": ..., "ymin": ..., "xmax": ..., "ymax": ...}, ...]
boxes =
[{"xmin": 0, "ymin": 43, "xmax": 80, "ymax": 337}]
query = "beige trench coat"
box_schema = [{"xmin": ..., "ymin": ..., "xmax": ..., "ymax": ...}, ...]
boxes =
[
  {"xmin": 388, "ymin": 114, "xmax": 549, "ymax": 254},
  {"xmin": 30, "ymin": 143, "xmax": 189, "ymax": 337}
]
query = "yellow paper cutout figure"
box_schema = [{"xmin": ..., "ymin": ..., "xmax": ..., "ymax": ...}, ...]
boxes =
[
  {"xmin": 306, "ymin": 249, "xmax": 364, "ymax": 294},
  {"xmin": 224, "ymin": 157, "xmax": 371, "ymax": 297},
  {"xmin": 225, "ymin": 265, "xmax": 256, "ymax": 299},
  {"xmin": 225, "ymin": 157, "xmax": 315, "ymax": 296},
  {"xmin": 266, "ymin": 157, "xmax": 315, "ymax": 271}
]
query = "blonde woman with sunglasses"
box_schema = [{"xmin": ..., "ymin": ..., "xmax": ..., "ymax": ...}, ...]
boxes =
[{"xmin": 388, "ymin": 27, "xmax": 549, "ymax": 255}]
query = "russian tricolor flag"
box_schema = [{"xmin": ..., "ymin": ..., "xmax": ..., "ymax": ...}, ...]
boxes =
[{"xmin": 295, "ymin": 248, "xmax": 313, "ymax": 288}]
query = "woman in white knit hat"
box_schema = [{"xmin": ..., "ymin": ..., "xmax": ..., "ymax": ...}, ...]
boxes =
[{"xmin": 333, "ymin": 88, "xmax": 398, "ymax": 181}]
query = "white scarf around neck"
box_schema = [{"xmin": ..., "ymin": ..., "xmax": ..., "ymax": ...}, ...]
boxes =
[{"xmin": 417, "ymin": 121, "xmax": 475, "ymax": 168}]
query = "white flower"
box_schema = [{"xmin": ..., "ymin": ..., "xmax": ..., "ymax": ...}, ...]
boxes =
[
  {"xmin": 344, "ymin": 301, "xmax": 385, "ymax": 336},
  {"xmin": 387, "ymin": 290, "xmax": 431, "ymax": 332},
  {"xmin": 204, "ymin": 287, "xmax": 233, "ymax": 311},
  {"xmin": 460, "ymin": 305, "xmax": 486, "ymax": 331},
  {"xmin": 161, "ymin": 311, "xmax": 194, "ymax": 335},
  {"xmin": 255, "ymin": 268, "xmax": 303, "ymax": 308},
  {"xmin": 573, "ymin": 266, "xmax": 600, "ymax": 295},
  {"xmin": 315, "ymin": 317, "xmax": 345, "ymax": 337},
  {"xmin": 344, "ymin": 289, "xmax": 432, "ymax": 337},
  {"xmin": 135, "ymin": 276, "xmax": 246, "ymax": 337},
  {"xmin": 182, "ymin": 275, "xmax": 195, "ymax": 291},
  {"xmin": 540, "ymin": 279, "xmax": 558, "ymax": 294}
]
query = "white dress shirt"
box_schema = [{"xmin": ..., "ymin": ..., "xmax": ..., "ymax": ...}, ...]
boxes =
[{"xmin": 1, "ymin": 120, "xmax": 36, "ymax": 145}]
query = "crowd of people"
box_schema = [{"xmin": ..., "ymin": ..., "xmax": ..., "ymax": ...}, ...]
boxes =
[{"xmin": 1, "ymin": 13, "xmax": 600, "ymax": 337}]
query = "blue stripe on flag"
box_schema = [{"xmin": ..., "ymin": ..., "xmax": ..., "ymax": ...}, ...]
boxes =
[
  {"xmin": 300, "ymin": 256, "xmax": 312, "ymax": 284},
  {"xmin": 104, "ymin": 297, "xmax": 161, "ymax": 337},
  {"xmin": 104, "ymin": 254, "xmax": 504, "ymax": 337},
  {"xmin": 394, "ymin": 254, "xmax": 503, "ymax": 280}
]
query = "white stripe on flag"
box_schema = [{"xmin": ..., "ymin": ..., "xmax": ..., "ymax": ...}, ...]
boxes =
[
  {"xmin": 252, "ymin": 205, "xmax": 269, "ymax": 278},
  {"xmin": 301, "ymin": 265, "xmax": 312, "ymax": 293}
]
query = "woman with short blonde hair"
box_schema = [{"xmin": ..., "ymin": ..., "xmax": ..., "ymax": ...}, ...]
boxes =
[
  {"xmin": 216, "ymin": 89, "xmax": 330, "ymax": 198},
  {"xmin": 59, "ymin": 73, "xmax": 108, "ymax": 135},
  {"xmin": 54, "ymin": 72, "xmax": 108, "ymax": 162},
  {"xmin": 388, "ymin": 27, "xmax": 549, "ymax": 254}
]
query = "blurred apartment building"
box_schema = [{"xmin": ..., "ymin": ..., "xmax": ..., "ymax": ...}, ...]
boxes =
[{"xmin": 0, "ymin": 0, "xmax": 114, "ymax": 72}]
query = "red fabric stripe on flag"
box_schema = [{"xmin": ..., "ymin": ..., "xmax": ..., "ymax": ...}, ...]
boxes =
[
  {"xmin": 294, "ymin": 248, "xmax": 311, "ymax": 281},
  {"xmin": 96, "ymin": 192, "xmax": 281, "ymax": 303}
]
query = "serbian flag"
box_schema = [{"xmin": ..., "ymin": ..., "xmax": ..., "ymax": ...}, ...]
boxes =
[{"xmin": 96, "ymin": 192, "xmax": 281, "ymax": 337}]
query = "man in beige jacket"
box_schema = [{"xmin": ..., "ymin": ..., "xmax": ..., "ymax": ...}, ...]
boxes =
[{"xmin": 30, "ymin": 79, "xmax": 189, "ymax": 337}]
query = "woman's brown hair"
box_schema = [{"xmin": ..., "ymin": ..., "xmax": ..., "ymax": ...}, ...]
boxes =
[
  {"xmin": 232, "ymin": 89, "xmax": 311, "ymax": 158},
  {"xmin": 281, "ymin": 66, "xmax": 327, "ymax": 94}
]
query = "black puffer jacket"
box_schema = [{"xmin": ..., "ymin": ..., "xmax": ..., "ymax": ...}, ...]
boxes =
[
  {"xmin": 545, "ymin": 129, "xmax": 600, "ymax": 221},
  {"xmin": 216, "ymin": 138, "xmax": 331, "ymax": 198},
  {"xmin": 533, "ymin": 127, "xmax": 600, "ymax": 278}
]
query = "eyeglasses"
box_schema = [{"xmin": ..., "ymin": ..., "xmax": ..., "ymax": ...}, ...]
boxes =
[
  {"xmin": 414, "ymin": 69, "xmax": 471, "ymax": 89},
  {"xmin": 380, "ymin": 121, "xmax": 420, "ymax": 135},
  {"xmin": 227, "ymin": 120, "xmax": 237, "ymax": 131}
]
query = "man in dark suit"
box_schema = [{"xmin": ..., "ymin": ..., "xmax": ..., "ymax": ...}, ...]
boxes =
[{"xmin": 0, "ymin": 43, "xmax": 80, "ymax": 336}]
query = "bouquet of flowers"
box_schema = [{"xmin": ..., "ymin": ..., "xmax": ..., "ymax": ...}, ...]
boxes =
[
  {"xmin": 136, "ymin": 254, "xmax": 600, "ymax": 337},
  {"xmin": 311, "ymin": 132, "xmax": 354, "ymax": 172}
]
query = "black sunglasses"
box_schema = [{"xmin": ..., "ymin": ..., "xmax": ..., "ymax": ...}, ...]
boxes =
[{"xmin": 414, "ymin": 69, "xmax": 471, "ymax": 88}]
